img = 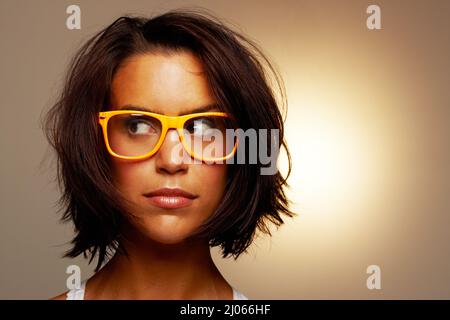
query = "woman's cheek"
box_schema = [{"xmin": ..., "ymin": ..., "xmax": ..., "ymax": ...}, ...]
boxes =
[
  {"xmin": 111, "ymin": 161, "xmax": 147, "ymax": 199},
  {"xmin": 196, "ymin": 164, "xmax": 227, "ymax": 200}
]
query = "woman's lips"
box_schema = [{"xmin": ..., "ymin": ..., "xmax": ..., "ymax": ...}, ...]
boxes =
[
  {"xmin": 143, "ymin": 187, "xmax": 198, "ymax": 209},
  {"xmin": 145, "ymin": 195, "xmax": 194, "ymax": 209}
]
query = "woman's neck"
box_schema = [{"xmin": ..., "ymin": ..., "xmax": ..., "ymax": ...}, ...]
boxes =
[{"xmin": 85, "ymin": 232, "xmax": 232, "ymax": 299}]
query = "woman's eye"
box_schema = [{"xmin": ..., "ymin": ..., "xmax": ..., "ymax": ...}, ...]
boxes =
[
  {"xmin": 187, "ymin": 118, "xmax": 216, "ymax": 134},
  {"xmin": 125, "ymin": 118, "xmax": 156, "ymax": 135}
]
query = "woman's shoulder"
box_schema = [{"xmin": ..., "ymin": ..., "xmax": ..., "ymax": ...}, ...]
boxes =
[{"xmin": 49, "ymin": 280, "xmax": 246, "ymax": 300}]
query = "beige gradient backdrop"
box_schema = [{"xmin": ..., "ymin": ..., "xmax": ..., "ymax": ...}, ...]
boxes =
[{"xmin": 1, "ymin": 0, "xmax": 449, "ymax": 299}]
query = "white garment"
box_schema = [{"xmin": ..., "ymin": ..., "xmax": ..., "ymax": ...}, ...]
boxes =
[{"xmin": 66, "ymin": 279, "xmax": 248, "ymax": 300}]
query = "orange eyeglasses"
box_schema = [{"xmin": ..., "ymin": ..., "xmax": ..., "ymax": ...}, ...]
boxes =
[{"xmin": 98, "ymin": 110, "xmax": 239, "ymax": 162}]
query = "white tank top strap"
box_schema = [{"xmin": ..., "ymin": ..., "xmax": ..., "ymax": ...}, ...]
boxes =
[
  {"xmin": 66, "ymin": 279, "xmax": 248, "ymax": 300},
  {"xmin": 232, "ymin": 287, "xmax": 249, "ymax": 300},
  {"xmin": 66, "ymin": 279, "xmax": 86, "ymax": 300}
]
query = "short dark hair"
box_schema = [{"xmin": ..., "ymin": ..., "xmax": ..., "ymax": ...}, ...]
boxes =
[{"xmin": 44, "ymin": 8, "xmax": 296, "ymax": 272}]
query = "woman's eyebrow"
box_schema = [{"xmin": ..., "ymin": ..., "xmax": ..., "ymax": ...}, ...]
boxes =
[{"xmin": 118, "ymin": 103, "xmax": 220, "ymax": 115}]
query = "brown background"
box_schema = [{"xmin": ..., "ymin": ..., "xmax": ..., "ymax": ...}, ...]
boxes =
[{"xmin": 1, "ymin": 0, "xmax": 449, "ymax": 299}]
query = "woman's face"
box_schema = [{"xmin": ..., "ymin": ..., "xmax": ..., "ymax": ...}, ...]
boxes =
[{"xmin": 109, "ymin": 51, "xmax": 227, "ymax": 245}]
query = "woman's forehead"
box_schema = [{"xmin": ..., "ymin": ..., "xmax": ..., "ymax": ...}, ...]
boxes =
[{"xmin": 110, "ymin": 52, "xmax": 215, "ymax": 115}]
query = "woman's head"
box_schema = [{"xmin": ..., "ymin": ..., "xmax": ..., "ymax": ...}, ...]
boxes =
[
  {"xmin": 44, "ymin": 9, "xmax": 295, "ymax": 272},
  {"xmin": 109, "ymin": 51, "xmax": 229, "ymax": 246}
]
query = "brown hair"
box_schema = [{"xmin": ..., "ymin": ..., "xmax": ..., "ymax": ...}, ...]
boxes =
[{"xmin": 43, "ymin": 8, "xmax": 296, "ymax": 272}]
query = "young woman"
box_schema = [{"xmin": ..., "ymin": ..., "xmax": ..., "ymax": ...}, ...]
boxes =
[{"xmin": 47, "ymin": 9, "xmax": 294, "ymax": 300}]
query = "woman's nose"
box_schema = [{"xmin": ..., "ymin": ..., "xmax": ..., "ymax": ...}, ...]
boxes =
[{"xmin": 154, "ymin": 128, "xmax": 189, "ymax": 174}]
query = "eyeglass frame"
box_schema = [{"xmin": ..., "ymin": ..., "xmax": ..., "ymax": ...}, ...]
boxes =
[{"xmin": 98, "ymin": 109, "xmax": 240, "ymax": 162}]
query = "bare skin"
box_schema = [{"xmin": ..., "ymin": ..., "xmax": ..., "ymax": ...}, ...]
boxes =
[
  {"xmin": 51, "ymin": 235, "xmax": 232, "ymax": 300},
  {"xmin": 51, "ymin": 51, "xmax": 233, "ymax": 300}
]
